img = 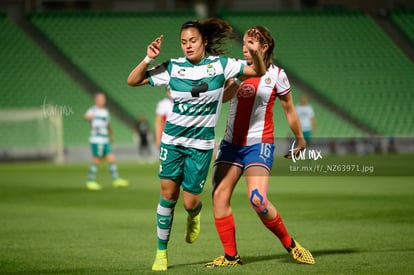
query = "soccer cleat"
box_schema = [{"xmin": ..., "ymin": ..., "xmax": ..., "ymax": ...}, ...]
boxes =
[
  {"xmin": 86, "ymin": 181, "xmax": 102, "ymax": 190},
  {"xmin": 289, "ymin": 239, "xmax": 315, "ymax": 264},
  {"xmin": 185, "ymin": 212, "xmax": 200, "ymax": 243},
  {"xmin": 205, "ymin": 254, "xmax": 242, "ymax": 268},
  {"xmin": 113, "ymin": 178, "xmax": 129, "ymax": 188},
  {"xmin": 152, "ymin": 249, "xmax": 168, "ymax": 271}
]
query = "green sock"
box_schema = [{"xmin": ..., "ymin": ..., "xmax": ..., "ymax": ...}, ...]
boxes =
[
  {"xmin": 156, "ymin": 197, "xmax": 177, "ymax": 250},
  {"xmin": 108, "ymin": 163, "xmax": 119, "ymax": 180},
  {"xmin": 88, "ymin": 163, "xmax": 97, "ymax": 181}
]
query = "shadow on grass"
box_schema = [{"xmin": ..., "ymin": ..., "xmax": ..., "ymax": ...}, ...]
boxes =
[
  {"xmin": 244, "ymin": 248, "xmax": 361, "ymax": 264},
  {"xmin": 170, "ymin": 248, "xmax": 360, "ymax": 269}
]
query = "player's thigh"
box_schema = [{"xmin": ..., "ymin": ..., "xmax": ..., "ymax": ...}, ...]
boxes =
[
  {"xmin": 213, "ymin": 140, "xmax": 243, "ymax": 190},
  {"xmin": 242, "ymin": 143, "xmax": 274, "ymax": 199},
  {"xmin": 213, "ymin": 163, "xmax": 243, "ymax": 196},
  {"xmin": 105, "ymin": 145, "xmax": 115, "ymax": 162},
  {"xmin": 245, "ymin": 166, "xmax": 270, "ymax": 195},
  {"xmin": 182, "ymin": 147, "xmax": 213, "ymax": 195}
]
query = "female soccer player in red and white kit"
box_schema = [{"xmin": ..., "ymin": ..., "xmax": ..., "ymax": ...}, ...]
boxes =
[{"xmin": 205, "ymin": 26, "xmax": 315, "ymax": 267}]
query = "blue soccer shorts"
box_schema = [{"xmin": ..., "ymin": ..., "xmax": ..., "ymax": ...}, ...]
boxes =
[{"xmin": 214, "ymin": 140, "xmax": 275, "ymax": 173}]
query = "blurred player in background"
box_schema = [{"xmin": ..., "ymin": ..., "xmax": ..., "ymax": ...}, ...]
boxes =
[
  {"xmin": 154, "ymin": 88, "xmax": 173, "ymax": 148},
  {"xmin": 84, "ymin": 92, "xmax": 129, "ymax": 190},
  {"xmin": 205, "ymin": 26, "xmax": 315, "ymax": 268},
  {"xmin": 296, "ymin": 94, "xmax": 316, "ymax": 146},
  {"xmin": 127, "ymin": 18, "xmax": 266, "ymax": 271},
  {"xmin": 134, "ymin": 112, "xmax": 151, "ymax": 158}
]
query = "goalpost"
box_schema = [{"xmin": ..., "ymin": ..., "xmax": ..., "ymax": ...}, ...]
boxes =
[{"xmin": 0, "ymin": 108, "xmax": 64, "ymax": 163}]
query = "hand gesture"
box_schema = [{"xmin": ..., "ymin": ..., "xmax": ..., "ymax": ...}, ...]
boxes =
[
  {"xmin": 147, "ymin": 35, "xmax": 163, "ymax": 60},
  {"xmin": 245, "ymin": 28, "xmax": 264, "ymax": 54}
]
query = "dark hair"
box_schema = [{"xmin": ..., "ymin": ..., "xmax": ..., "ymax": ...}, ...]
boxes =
[
  {"xmin": 246, "ymin": 26, "xmax": 276, "ymax": 69},
  {"xmin": 94, "ymin": 92, "xmax": 105, "ymax": 97},
  {"xmin": 181, "ymin": 18, "xmax": 234, "ymax": 56}
]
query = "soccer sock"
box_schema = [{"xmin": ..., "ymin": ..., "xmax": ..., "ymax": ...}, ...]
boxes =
[
  {"xmin": 261, "ymin": 212, "xmax": 293, "ymax": 250},
  {"xmin": 214, "ymin": 214, "xmax": 237, "ymax": 257},
  {"xmin": 187, "ymin": 201, "xmax": 202, "ymax": 217},
  {"xmin": 108, "ymin": 163, "xmax": 119, "ymax": 180},
  {"xmin": 88, "ymin": 163, "xmax": 98, "ymax": 181},
  {"xmin": 156, "ymin": 197, "xmax": 177, "ymax": 250}
]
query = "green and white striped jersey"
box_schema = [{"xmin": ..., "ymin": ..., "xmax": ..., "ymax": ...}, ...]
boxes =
[
  {"xmin": 148, "ymin": 56, "xmax": 244, "ymax": 150},
  {"xmin": 85, "ymin": 106, "xmax": 110, "ymax": 144}
]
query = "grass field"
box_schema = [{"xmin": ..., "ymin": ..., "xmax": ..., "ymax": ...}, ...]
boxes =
[{"xmin": 1, "ymin": 154, "xmax": 413, "ymax": 274}]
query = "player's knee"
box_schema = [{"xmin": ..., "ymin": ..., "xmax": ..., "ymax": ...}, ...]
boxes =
[
  {"xmin": 249, "ymin": 188, "xmax": 269, "ymax": 214},
  {"xmin": 106, "ymin": 154, "xmax": 115, "ymax": 162}
]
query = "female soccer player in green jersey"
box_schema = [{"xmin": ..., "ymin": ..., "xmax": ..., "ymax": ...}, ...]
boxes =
[
  {"xmin": 128, "ymin": 18, "xmax": 265, "ymax": 271},
  {"xmin": 84, "ymin": 93, "xmax": 129, "ymax": 190}
]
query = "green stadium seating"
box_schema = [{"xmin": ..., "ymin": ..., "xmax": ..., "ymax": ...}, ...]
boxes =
[
  {"xmin": 273, "ymin": 85, "xmax": 366, "ymax": 138},
  {"xmin": 222, "ymin": 11, "xmax": 414, "ymax": 137},
  {"xmin": 390, "ymin": 9, "xmax": 414, "ymax": 45},
  {"xmin": 0, "ymin": 15, "xmax": 133, "ymax": 147},
  {"xmin": 29, "ymin": 11, "xmax": 367, "ymax": 139},
  {"xmin": 29, "ymin": 12, "xmax": 198, "ymax": 130},
  {"xmin": 27, "ymin": 11, "xmax": 413, "ymax": 139}
]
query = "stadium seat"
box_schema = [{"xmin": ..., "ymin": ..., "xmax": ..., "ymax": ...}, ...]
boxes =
[
  {"xmin": 0, "ymin": 15, "xmax": 133, "ymax": 147},
  {"xmin": 24, "ymin": 10, "xmax": 414, "ymax": 138},
  {"xmin": 390, "ymin": 9, "xmax": 414, "ymax": 45}
]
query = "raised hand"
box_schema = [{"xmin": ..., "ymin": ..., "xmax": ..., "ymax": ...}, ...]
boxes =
[
  {"xmin": 147, "ymin": 35, "xmax": 163, "ymax": 59},
  {"xmin": 245, "ymin": 28, "xmax": 265, "ymax": 53}
]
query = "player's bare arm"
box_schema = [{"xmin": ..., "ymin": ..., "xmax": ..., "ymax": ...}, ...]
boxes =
[
  {"xmin": 222, "ymin": 79, "xmax": 240, "ymax": 103},
  {"xmin": 127, "ymin": 35, "xmax": 163, "ymax": 86},
  {"xmin": 279, "ymin": 93, "xmax": 306, "ymax": 158},
  {"xmin": 108, "ymin": 123, "xmax": 114, "ymax": 143}
]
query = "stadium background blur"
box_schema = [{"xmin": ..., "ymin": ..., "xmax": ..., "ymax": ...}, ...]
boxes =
[
  {"xmin": 1, "ymin": 1, "xmax": 414, "ymax": 274},
  {"xmin": 0, "ymin": 0, "xmax": 413, "ymax": 163}
]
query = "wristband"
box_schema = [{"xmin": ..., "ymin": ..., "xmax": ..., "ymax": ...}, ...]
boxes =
[
  {"xmin": 144, "ymin": 56, "xmax": 154, "ymax": 64},
  {"xmin": 233, "ymin": 78, "xmax": 242, "ymax": 86}
]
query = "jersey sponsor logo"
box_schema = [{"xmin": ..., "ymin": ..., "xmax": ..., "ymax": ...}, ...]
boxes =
[
  {"xmin": 238, "ymin": 83, "xmax": 256, "ymax": 98},
  {"xmin": 178, "ymin": 103, "xmax": 188, "ymax": 113},
  {"xmin": 191, "ymin": 81, "xmax": 209, "ymax": 97},
  {"xmin": 178, "ymin": 102, "xmax": 212, "ymax": 114}
]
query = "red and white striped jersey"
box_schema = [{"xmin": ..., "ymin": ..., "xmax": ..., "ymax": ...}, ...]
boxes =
[{"xmin": 223, "ymin": 64, "xmax": 291, "ymax": 146}]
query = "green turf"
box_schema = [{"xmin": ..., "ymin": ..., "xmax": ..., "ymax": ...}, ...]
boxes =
[{"xmin": 1, "ymin": 155, "xmax": 413, "ymax": 274}]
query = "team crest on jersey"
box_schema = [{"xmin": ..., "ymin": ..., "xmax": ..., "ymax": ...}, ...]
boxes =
[
  {"xmin": 206, "ymin": 64, "xmax": 216, "ymax": 76},
  {"xmin": 265, "ymin": 77, "xmax": 271, "ymax": 84},
  {"xmin": 238, "ymin": 83, "xmax": 256, "ymax": 98}
]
